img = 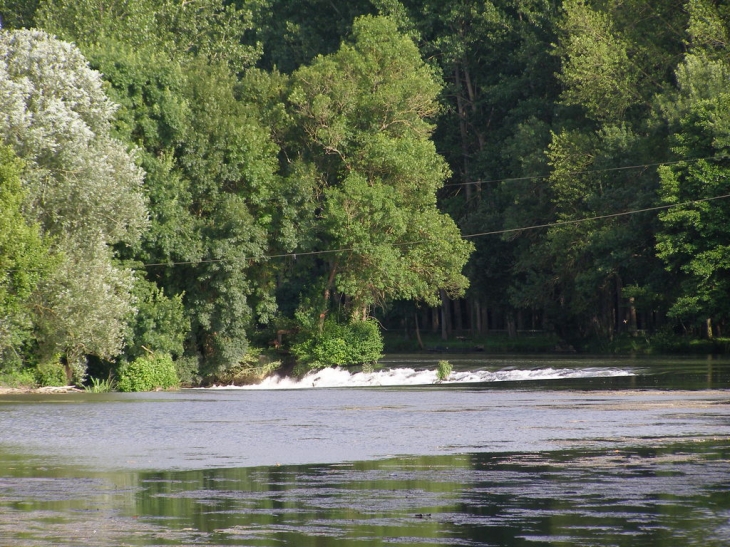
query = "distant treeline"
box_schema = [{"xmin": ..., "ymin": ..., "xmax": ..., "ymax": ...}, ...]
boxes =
[{"xmin": 1, "ymin": 0, "xmax": 729, "ymax": 385}]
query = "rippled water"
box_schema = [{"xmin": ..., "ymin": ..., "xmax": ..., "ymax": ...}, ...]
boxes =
[{"xmin": 1, "ymin": 354, "xmax": 730, "ymax": 546}]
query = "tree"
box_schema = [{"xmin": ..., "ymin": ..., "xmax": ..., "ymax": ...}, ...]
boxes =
[
  {"xmin": 0, "ymin": 0, "xmax": 40, "ymax": 29},
  {"xmin": 0, "ymin": 146, "xmax": 55, "ymax": 363},
  {"xmin": 243, "ymin": 0, "xmax": 374, "ymax": 73},
  {"xmin": 655, "ymin": 0, "xmax": 730, "ymax": 336},
  {"xmin": 36, "ymin": 0, "xmax": 261, "ymax": 71},
  {"xmin": 37, "ymin": 1, "xmax": 292, "ymax": 375},
  {"xmin": 283, "ymin": 16, "xmax": 472, "ymax": 336},
  {"xmin": 524, "ymin": 0, "xmax": 687, "ymax": 342},
  {"xmin": 0, "ymin": 29, "xmax": 148, "ymax": 378}
]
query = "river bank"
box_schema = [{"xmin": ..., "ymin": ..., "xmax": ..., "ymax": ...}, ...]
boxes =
[{"xmin": 0, "ymin": 385, "xmax": 81, "ymax": 395}]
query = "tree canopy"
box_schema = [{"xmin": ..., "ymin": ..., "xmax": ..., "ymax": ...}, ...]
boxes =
[{"xmin": 2, "ymin": 0, "xmax": 730, "ymax": 387}]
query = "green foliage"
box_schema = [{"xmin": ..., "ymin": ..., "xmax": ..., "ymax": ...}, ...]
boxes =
[
  {"xmin": 286, "ymin": 15, "xmax": 472, "ymax": 321},
  {"xmin": 0, "ymin": 364, "xmax": 36, "ymax": 388},
  {"xmin": 556, "ymin": 0, "xmax": 641, "ymax": 121},
  {"xmin": 291, "ymin": 319, "xmax": 383, "ymax": 370},
  {"xmin": 654, "ymin": 12, "xmax": 730, "ymax": 331},
  {"xmin": 0, "ymin": 0, "xmax": 40, "ymax": 29},
  {"xmin": 17, "ymin": 0, "xmax": 730, "ymax": 358},
  {"xmin": 38, "ymin": 6, "xmax": 286, "ymax": 374},
  {"xmin": 436, "ymin": 360, "xmax": 453, "ymax": 382},
  {"xmin": 34, "ymin": 359, "xmax": 67, "ymax": 387},
  {"xmin": 36, "ymin": 0, "xmax": 262, "ymax": 71},
  {"xmin": 117, "ymin": 353, "xmax": 180, "ymax": 392},
  {"xmin": 0, "ymin": 29, "xmax": 148, "ymax": 373},
  {"xmin": 0, "ymin": 145, "xmax": 56, "ymax": 356},
  {"xmin": 174, "ymin": 355, "xmax": 201, "ymax": 387},
  {"xmin": 125, "ymin": 277, "xmax": 189, "ymax": 361},
  {"xmin": 246, "ymin": 0, "xmax": 374, "ymax": 73},
  {"xmin": 205, "ymin": 348, "xmax": 280, "ymax": 386},
  {"xmin": 84, "ymin": 376, "xmax": 116, "ymax": 393}
]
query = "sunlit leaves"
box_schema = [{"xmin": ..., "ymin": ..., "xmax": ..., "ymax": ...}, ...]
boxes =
[
  {"xmin": 0, "ymin": 29, "xmax": 147, "ymax": 371},
  {"xmin": 556, "ymin": 0, "xmax": 641, "ymax": 121},
  {"xmin": 655, "ymin": 14, "xmax": 730, "ymax": 326},
  {"xmin": 288, "ymin": 16, "xmax": 472, "ymax": 314},
  {"xmin": 0, "ymin": 146, "xmax": 55, "ymax": 357},
  {"xmin": 36, "ymin": 0, "xmax": 261, "ymax": 70}
]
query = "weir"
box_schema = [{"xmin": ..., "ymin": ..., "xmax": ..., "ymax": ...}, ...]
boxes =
[{"xmin": 217, "ymin": 365, "xmax": 636, "ymax": 390}]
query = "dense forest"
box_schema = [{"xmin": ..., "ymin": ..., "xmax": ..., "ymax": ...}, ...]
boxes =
[{"xmin": 1, "ymin": 0, "xmax": 729, "ymax": 388}]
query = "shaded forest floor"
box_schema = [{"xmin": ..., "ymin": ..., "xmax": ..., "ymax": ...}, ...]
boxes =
[{"xmin": 383, "ymin": 331, "xmax": 730, "ymax": 355}]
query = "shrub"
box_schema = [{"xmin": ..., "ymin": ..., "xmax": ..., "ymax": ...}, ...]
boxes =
[
  {"xmin": 35, "ymin": 358, "xmax": 68, "ymax": 387},
  {"xmin": 84, "ymin": 376, "xmax": 116, "ymax": 393},
  {"xmin": 117, "ymin": 353, "xmax": 179, "ymax": 392},
  {"xmin": 436, "ymin": 360, "xmax": 453, "ymax": 382},
  {"xmin": 174, "ymin": 355, "xmax": 201, "ymax": 386},
  {"xmin": 292, "ymin": 318, "xmax": 383, "ymax": 371},
  {"xmin": 208, "ymin": 349, "xmax": 281, "ymax": 386},
  {"xmin": 0, "ymin": 364, "xmax": 37, "ymax": 388}
]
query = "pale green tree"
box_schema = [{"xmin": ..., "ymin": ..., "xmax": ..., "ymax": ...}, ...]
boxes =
[
  {"xmin": 555, "ymin": 0, "xmax": 641, "ymax": 121},
  {"xmin": 0, "ymin": 29, "xmax": 148, "ymax": 379}
]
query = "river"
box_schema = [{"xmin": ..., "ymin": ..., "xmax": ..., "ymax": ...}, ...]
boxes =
[{"xmin": 1, "ymin": 354, "xmax": 730, "ymax": 546}]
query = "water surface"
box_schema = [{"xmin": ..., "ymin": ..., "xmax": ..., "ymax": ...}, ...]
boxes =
[{"xmin": 1, "ymin": 355, "xmax": 729, "ymax": 546}]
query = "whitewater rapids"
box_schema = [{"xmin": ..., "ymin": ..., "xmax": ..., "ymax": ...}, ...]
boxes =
[{"xmin": 209, "ymin": 365, "xmax": 635, "ymax": 390}]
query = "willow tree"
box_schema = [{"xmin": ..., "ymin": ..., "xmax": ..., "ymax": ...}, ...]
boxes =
[
  {"xmin": 283, "ymin": 16, "xmax": 472, "ymax": 338},
  {"xmin": 0, "ymin": 29, "xmax": 148, "ymax": 379}
]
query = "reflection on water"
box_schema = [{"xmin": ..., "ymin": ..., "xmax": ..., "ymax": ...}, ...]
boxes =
[
  {"xmin": 2, "ymin": 443, "xmax": 730, "ymax": 546},
  {"xmin": 1, "ymin": 355, "xmax": 730, "ymax": 546}
]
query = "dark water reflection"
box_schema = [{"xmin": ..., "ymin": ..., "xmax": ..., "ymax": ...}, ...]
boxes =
[
  {"xmin": 2, "ymin": 444, "xmax": 730, "ymax": 546},
  {"xmin": 1, "ymin": 355, "xmax": 730, "ymax": 546}
]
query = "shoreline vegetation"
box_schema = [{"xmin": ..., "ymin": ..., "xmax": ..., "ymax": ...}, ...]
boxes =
[
  {"xmin": 2, "ymin": 331, "xmax": 729, "ymax": 393},
  {"xmin": 3, "ymin": 2, "xmax": 730, "ymax": 393}
]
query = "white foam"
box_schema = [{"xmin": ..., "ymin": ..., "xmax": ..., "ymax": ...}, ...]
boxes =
[{"xmin": 208, "ymin": 366, "xmax": 634, "ymax": 390}]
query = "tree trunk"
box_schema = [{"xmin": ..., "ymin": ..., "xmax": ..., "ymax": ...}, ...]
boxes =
[
  {"xmin": 615, "ymin": 275, "xmax": 624, "ymax": 334},
  {"xmin": 319, "ymin": 262, "xmax": 338, "ymax": 333},
  {"xmin": 506, "ymin": 313, "xmax": 517, "ymax": 339},
  {"xmin": 440, "ymin": 290, "xmax": 451, "ymax": 341},
  {"xmin": 414, "ymin": 312, "xmax": 424, "ymax": 350},
  {"xmin": 454, "ymin": 298, "xmax": 464, "ymax": 332},
  {"xmin": 629, "ymin": 297, "xmax": 638, "ymax": 335},
  {"xmin": 475, "ymin": 300, "xmax": 482, "ymax": 334}
]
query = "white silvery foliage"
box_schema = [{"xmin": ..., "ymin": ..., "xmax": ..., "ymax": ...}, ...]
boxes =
[{"xmin": 0, "ymin": 29, "xmax": 149, "ymax": 374}]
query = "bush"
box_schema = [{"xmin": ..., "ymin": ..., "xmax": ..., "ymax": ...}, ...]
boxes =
[
  {"xmin": 35, "ymin": 358, "xmax": 67, "ymax": 387},
  {"xmin": 117, "ymin": 353, "xmax": 180, "ymax": 392},
  {"xmin": 207, "ymin": 349, "xmax": 281, "ymax": 386},
  {"xmin": 84, "ymin": 376, "xmax": 116, "ymax": 393},
  {"xmin": 0, "ymin": 363, "xmax": 37, "ymax": 388},
  {"xmin": 292, "ymin": 318, "xmax": 383, "ymax": 371},
  {"xmin": 174, "ymin": 355, "xmax": 201, "ymax": 386},
  {"xmin": 436, "ymin": 360, "xmax": 453, "ymax": 381}
]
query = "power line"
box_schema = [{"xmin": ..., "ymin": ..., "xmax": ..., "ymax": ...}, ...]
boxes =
[
  {"xmin": 442, "ymin": 156, "xmax": 715, "ymax": 188},
  {"xmin": 4, "ymin": 191, "xmax": 729, "ymax": 274},
  {"xmin": 139, "ymin": 192, "xmax": 730, "ymax": 267},
  {"xmin": 462, "ymin": 193, "xmax": 730, "ymax": 239}
]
